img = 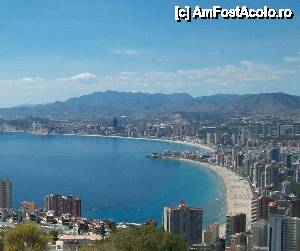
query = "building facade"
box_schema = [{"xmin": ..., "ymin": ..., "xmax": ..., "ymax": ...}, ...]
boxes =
[
  {"xmin": 268, "ymin": 214, "xmax": 300, "ymax": 251},
  {"xmin": 44, "ymin": 194, "xmax": 81, "ymax": 218},
  {"xmin": 0, "ymin": 179, "xmax": 12, "ymax": 209},
  {"xmin": 252, "ymin": 219, "xmax": 268, "ymax": 250},
  {"xmin": 21, "ymin": 201, "xmax": 38, "ymax": 212},
  {"xmin": 226, "ymin": 213, "xmax": 246, "ymax": 247},
  {"xmin": 163, "ymin": 201, "xmax": 203, "ymax": 245}
]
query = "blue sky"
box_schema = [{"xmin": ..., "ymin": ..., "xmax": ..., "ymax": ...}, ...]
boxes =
[{"xmin": 0, "ymin": 0, "xmax": 299, "ymax": 107}]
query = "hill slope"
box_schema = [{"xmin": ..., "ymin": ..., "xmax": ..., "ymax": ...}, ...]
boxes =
[{"xmin": 0, "ymin": 91, "xmax": 299, "ymax": 119}]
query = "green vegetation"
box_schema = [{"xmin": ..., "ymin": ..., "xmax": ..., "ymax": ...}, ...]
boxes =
[
  {"xmin": 80, "ymin": 226, "xmax": 187, "ymax": 251},
  {"xmin": 290, "ymin": 181, "xmax": 300, "ymax": 197},
  {"xmin": 4, "ymin": 223, "xmax": 49, "ymax": 251},
  {"xmin": 193, "ymin": 246, "xmax": 216, "ymax": 251},
  {"xmin": 0, "ymin": 239, "xmax": 4, "ymax": 251},
  {"xmin": 49, "ymin": 230, "xmax": 59, "ymax": 242}
]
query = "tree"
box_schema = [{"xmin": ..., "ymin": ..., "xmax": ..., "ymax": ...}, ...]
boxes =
[
  {"xmin": 80, "ymin": 226, "xmax": 187, "ymax": 251},
  {"xmin": 49, "ymin": 230, "xmax": 59, "ymax": 242},
  {"xmin": 290, "ymin": 181, "xmax": 300, "ymax": 197},
  {"xmin": 4, "ymin": 223, "xmax": 49, "ymax": 251}
]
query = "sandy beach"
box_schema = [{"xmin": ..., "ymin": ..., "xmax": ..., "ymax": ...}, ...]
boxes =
[{"xmin": 181, "ymin": 159, "xmax": 253, "ymax": 235}]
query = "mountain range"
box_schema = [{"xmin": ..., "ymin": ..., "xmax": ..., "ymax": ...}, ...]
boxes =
[{"xmin": 0, "ymin": 91, "xmax": 299, "ymax": 120}]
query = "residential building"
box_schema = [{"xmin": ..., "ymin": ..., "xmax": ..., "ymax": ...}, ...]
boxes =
[
  {"xmin": 44, "ymin": 194, "xmax": 81, "ymax": 218},
  {"xmin": 21, "ymin": 201, "xmax": 38, "ymax": 212},
  {"xmin": 268, "ymin": 214, "xmax": 300, "ymax": 251},
  {"xmin": 251, "ymin": 219, "xmax": 268, "ymax": 250},
  {"xmin": 163, "ymin": 201, "xmax": 203, "ymax": 245},
  {"xmin": 0, "ymin": 179, "xmax": 12, "ymax": 209},
  {"xmin": 226, "ymin": 213, "xmax": 246, "ymax": 247}
]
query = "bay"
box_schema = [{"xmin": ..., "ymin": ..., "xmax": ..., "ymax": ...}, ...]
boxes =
[{"xmin": 0, "ymin": 133, "xmax": 226, "ymax": 227}]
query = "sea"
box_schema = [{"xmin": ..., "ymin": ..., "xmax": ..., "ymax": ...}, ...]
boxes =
[{"xmin": 0, "ymin": 133, "xmax": 226, "ymax": 228}]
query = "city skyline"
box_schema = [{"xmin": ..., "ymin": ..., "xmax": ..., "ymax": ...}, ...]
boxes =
[{"xmin": 0, "ymin": 0, "xmax": 299, "ymax": 107}]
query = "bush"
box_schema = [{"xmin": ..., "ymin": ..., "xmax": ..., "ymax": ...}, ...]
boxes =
[
  {"xmin": 4, "ymin": 223, "xmax": 49, "ymax": 251},
  {"xmin": 80, "ymin": 226, "xmax": 187, "ymax": 251}
]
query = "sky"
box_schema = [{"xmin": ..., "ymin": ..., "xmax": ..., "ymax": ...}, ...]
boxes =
[{"xmin": 0, "ymin": 0, "xmax": 299, "ymax": 107}]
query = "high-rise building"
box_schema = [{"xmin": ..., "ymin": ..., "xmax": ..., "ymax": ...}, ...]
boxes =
[
  {"xmin": 0, "ymin": 179, "xmax": 12, "ymax": 209},
  {"xmin": 271, "ymin": 162, "xmax": 280, "ymax": 191},
  {"xmin": 251, "ymin": 219, "xmax": 268, "ymax": 250},
  {"xmin": 260, "ymin": 172, "xmax": 266, "ymax": 196},
  {"xmin": 235, "ymin": 152, "xmax": 244, "ymax": 172},
  {"xmin": 226, "ymin": 213, "xmax": 246, "ymax": 247},
  {"xmin": 214, "ymin": 132, "xmax": 220, "ymax": 145},
  {"xmin": 262, "ymin": 124, "xmax": 268, "ymax": 138},
  {"xmin": 163, "ymin": 201, "xmax": 203, "ymax": 245},
  {"xmin": 232, "ymin": 133, "xmax": 237, "ymax": 145},
  {"xmin": 203, "ymin": 224, "xmax": 219, "ymax": 245},
  {"xmin": 112, "ymin": 117, "xmax": 119, "ymax": 132},
  {"xmin": 268, "ymin": 215, "xmax": 300, "ymax": 251},
  {"xmin": 251, "ymin": 197, "xmax": 275, "ymax": 224},
  {"xmin": 271, "ymin": 148, "xmax": 281, "ymax": 163},
  {"xmin": 254, "ymin": 164, "xmax": 264, "ymax": 189},
  {"xmin": 208, "ymin": 224, "xmax": 219, "ymax": 242},
  {"xmin": 44, "ymin": 194, "xmax": 81, "ymax": 218},
  {"xmin": 232, "ymin": 147, "xmax": 237, "ymax": 169},
  {"xmin": 241, "ymin": 127, "xmax": 247, "ymax": 145},
  {"xmin": 284, "ymin": 153, "xmax": 292, "ymax": 170},
  {"xmin": 207, "ymin": 133, "xmax": 212, "ymax": 145},
  {"xmin": 265, "ymin": 164, "xmax": 273, "ymax": 188},
  {"xmin": 290, "ymin": 199, "xmax": 300, "ymax": 218},
  {"xmin": 276, "ymin": 123, "xmax": 281, "ymax": 139}
]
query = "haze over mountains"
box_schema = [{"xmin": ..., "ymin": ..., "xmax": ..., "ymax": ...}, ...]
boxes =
[{"xmin": 0, "ymin": 91, "xmax": 299, "ymax": 120}]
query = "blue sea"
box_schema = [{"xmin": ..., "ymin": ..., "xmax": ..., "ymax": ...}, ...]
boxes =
[{"xmin": 0, "ymin": 133, "xmax": 226, "ymax": 227}]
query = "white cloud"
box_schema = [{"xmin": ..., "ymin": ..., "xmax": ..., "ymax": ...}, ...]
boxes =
[
  {"xmin": 112, "ymin": 49, "xmax": 140, "ymax": 56},
  {"xmin": 1, "ymin": 62, "xmax": 296, "ymax": 92},
  {"xmin": 284, "ymin": 52, "xmax": 300, "ymax": 63},
  {"xmin": 284, "ymin": 57, "xmax": 300, "ymax": 63},
  {"xmin": 69, "ymin": 72, "xmax": 96, "ymax": 81},
  {"xmin": 0, "ymin": 61, "xmax": 298, "ymax": 107},
  {"xmin": 20, "ymin": 77, "xmax": 43, "ymax": 82}
]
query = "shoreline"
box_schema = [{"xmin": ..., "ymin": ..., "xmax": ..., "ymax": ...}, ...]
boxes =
[
  {"xmin": 180, "ymin": 159, "xmax": 253, "ymax": 234},
  {"xmin": 62, "ymin": 133, "xmax": 216, "ymax": 153},
  {"xmin": 7, "ymin": 131, "xmax": 214, "ymax": 153}
]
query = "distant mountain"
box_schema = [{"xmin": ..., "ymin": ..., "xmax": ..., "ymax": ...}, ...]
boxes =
[
  {"xmin": 0, "ymin": 91, "xmax": 195, "ymax": 119},
  {"xmin": 216, "ymin": 92, "xmax": 300, "ymax": 117},
  {"xmin": 191, "ymin": 92, "xmax": 300, "ymax": 118},
  {"xmin": 0, "ymin": 91, "xmax": 299, "ymax": 120},
  {"xmin": 196, "ymin": 94, "xmax": 243, "ymax": 102}
]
